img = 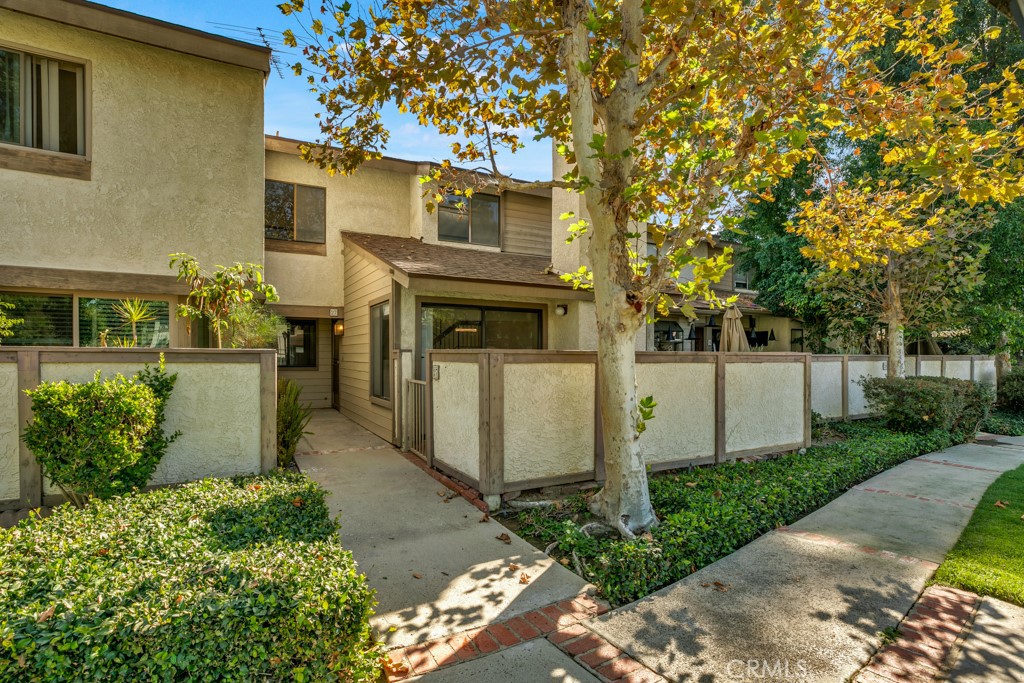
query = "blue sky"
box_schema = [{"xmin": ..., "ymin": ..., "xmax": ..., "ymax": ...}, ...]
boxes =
[{"xmin": 100, "ymin": 0, "xmax": 552, "ymax": 178}]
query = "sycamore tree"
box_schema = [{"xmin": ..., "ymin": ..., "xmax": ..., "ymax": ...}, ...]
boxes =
[
  {"xmin": 810, "ymin": 205, "xmax": 990, "ymax": 376},
  {"xmin": 282, "ymin": 0, "xmax": 1024, "ymax": 535}
]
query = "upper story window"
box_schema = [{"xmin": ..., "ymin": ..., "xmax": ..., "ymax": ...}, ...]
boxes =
[
  {"xmin": 734, "ymin": 267, "xmax": 751, "ymax": 289},
  {"xmin": 438, "ymin": 194, "xmax": 500, "ymax": 247},
  {"xmin": 265, "ymin": 180, "xmax": 326, "ymax": 244},
  {"xmin": 0, "ymin": 47, "xmax": 85, "ymax": 156}
]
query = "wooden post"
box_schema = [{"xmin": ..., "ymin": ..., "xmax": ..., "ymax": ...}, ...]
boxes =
[
  {"xmin": 970, "ymin": 356, "xmax": 976, "ymax": 382},
  {"xmin": 841, "ymin": 355, "xmax": 849, "ymax": 422},
  {"xmin": 803, "ymin": 355, "xmax": 812, "ymax": 447},
  {"xmin": 593, "ymin": 358, "xmax": 605, "ymax": 481},
  {"xmin": 259, "ymin": 351, "xmax": 277, "ymax": 474},
  {"xmin": 17, "ymin": 350, "xmax": 41, "ymax": 509},
  {"xmin": 714, "ymin": 353, "xmax": 726, "ymax": 463},
  {"xmin": 426, "ymin": 358, "xmax": 435, "ymax": 467}
]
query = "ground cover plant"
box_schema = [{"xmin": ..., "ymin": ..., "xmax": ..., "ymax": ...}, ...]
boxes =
[
  {"xmin": 981, "ymin": 410, "xmax": 1024, "ymax": 436},
  {"xmin": 516, "ymin": 422, "xmax": 953, "ymax": 606},
  {"xmin": 0, "ymin": 472, "xmax": 381, "ymax": 682},
  {"xmin": 933, "ymin": 464, "xmax": 1024, "ymax": 607}
]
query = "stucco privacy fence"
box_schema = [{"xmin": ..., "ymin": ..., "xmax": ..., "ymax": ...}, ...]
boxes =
[
  {"xmin": 0, "ymin": 348, "xmax": 277, "ymax": 512},
  {"xmin": 810, "ymin": 354, "xmax": 997, "ymax": 420},
  {"xmin": 407, "ymin": 351, "xmax": 997, "ymax": 510}
]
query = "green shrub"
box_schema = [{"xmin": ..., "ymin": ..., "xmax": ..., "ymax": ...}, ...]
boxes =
[
  {"xmin": 22, "ymin": 361, "xmax": 179, "ymax": 506},
  {"xmin": 0, "ymin": 472, "xmax": 382, "ymax": 682},
  {"xmin": 24, "ymin": 373, "xmax": 157, "ymax": 507},
  {"xmin": 278, "ymin": 379, "xmax": 313, "ymax": 468},
  {"xmin": 861, "ymin": 376, "xmax": 992, "ymax": 437},
  {"xmin": 998, "ymin": 368, "xmax": 1024, "ymax": 414},
  {"xmin": 520, "ymin": 426, "xmax": 951, "ymax": 606}
]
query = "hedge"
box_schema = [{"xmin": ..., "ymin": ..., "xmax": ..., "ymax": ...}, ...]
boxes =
[
  {"xmin": 0, "ymin": 473, "xmax": 381, "ymax": 683},
  {"xmin": 518, "ymin": 425, "xmax": 953, "ymax": 606},
  {"xmin": 998, "ymin": 368, "xmax": 1024, "ymax": 414},
  {"xmin": 861, "ymin": 376, "xmax": 992, "ymax": 438}
]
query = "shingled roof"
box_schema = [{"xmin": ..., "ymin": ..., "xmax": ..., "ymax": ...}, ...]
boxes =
[
  {"xmin": 341, "ymin": 231, "xmax": 769, "ymax": 313},
  {"xmin": 342, "ymin": 232, "xmax": 571, "ymax": 290}
]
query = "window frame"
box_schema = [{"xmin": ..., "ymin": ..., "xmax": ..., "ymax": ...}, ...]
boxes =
[
  {"xmin": 264, "ymin": 179, "xmax": 327, "ymax": 254},
  {"xmin": 369, "ymin": 298, "xmax": 392, "ymax": 405},
  {"xmin": 0, "ymin": 290, "xmax": 176, "ymax": 347},
  {"xmin": 0, "ymin": 40, "xmax": 91, "ymax": 180},
  {"xmin": 277, "ymin": 318, "xmax": 318, "ymax": 369},
  {"xmin": 437, "ymin": 193, "xmax": 502, "ymax": 247}
]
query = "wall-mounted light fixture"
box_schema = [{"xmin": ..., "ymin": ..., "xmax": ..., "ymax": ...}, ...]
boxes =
[
  {"xmin": 555, "ymin": 304, "xmax": 569, "ymax": 316},
  {"xmin": 333, "ymin": 321, "xmax": 345, "ymax": 336}
]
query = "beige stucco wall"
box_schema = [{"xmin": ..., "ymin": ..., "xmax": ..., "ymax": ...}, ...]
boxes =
[
  {"xmin": 431, "ymin": 360, "xmax": 480, "ymax": 480},
  {"xmin": 976, "ymin": 359, "xmax": 997, "ymax": 387},
  {"xmin": 725, "ymin": 361, "xmax": 805, "ymax": 453},
  {"xmin": 264, "ymin": 149, "xmax": 415, "ymax": 307},
  {"xmin": 0, "ymin": 363, "xmax": 19, "ymax": 502},
  {"xmin": 918, "ymin": 359, "xmax": 943, "ymax": 378},
  {"xmin": 503, "ymin": 362, "xmax": 595, "ymax": 483},
  {"xmin": 0, "ymin": 10, "xmax": 264, "ymax": 276},
  {"xmin": 848, "ymin": 359, "xmax": 887, "ymax": 415},
  {"xmin": 637, "ymin": 362, "xmax": 716, "ymax": 464},
  {"xmin": 944, "ymin": 359, "xmax": 973, "ymax": 381},
  {"xmin": 38, "ymin": 361, "xmax": 261, "ymax": 494},
  {"xmin": 811, "ymin": 359, "xmax": 844, "ymax": 420}
]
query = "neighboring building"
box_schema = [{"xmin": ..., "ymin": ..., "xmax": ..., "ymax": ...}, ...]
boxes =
[
  {"xmin": 651, "ymin": 239, "xmax": 804, "ymax": 353},
  {"xmin": 0, "ymin": 0, "xmax": 270, "ymax": 349}
]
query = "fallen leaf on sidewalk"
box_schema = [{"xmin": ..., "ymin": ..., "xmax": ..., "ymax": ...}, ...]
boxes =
[
  {"xmin": 496, "ymin": 533, "xmax": 511, "ymax": 544},
  {"xmin": 508, "ymin": 563, "xmax": 520, "ymax": 572},
  {"xmin": 381, "ymin": 656, "xmax": 410, "ymax": 677},
  {"xmin": 412, "ymin": 572, "xmax": 422, "ymax": 579},
  {"xmin": 479, "ymin": 513, "xmax": 490, "ymax": 523},
  {"xmin": 519, "ymin": 573, "xmax": 531, "ymax": 584},
  {"xmin": 712, "ymin": 581, "xmax": 731, "ymax": 592}
]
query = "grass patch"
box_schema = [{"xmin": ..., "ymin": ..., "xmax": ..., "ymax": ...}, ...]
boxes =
[
  {"xmin": 981, "ymin": 409, "xmax": 1024, "ymax": 437},
  {"xmin": 0, "ymin": 472, "xmax": 382, "ymax": 682},
  {"xmin": 932, "ymin": 464, "xmax": 1024, "ymax": 607},
  {"xmin": 517, "ymin": 423, "xmax": 954, "ymax": 606}
]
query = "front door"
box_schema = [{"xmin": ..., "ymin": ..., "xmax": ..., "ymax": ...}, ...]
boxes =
[{"xmin": 331, "ymin": 322, "xmax": 342, "ymax": 409}]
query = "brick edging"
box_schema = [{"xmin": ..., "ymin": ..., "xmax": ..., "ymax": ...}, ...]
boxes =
[
  {"xmin": 853, "ymin": 585, "xmax": 981, "ymax": 683},
  {"xmin": 398, "ymin": 451, "xmax": 489, "ymax": 513},
  {"xmin": 384, "ymin": 593, "xmax": 665, "ymax": 682}
]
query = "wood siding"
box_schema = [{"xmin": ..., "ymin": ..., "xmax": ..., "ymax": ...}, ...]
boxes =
[
  {"xmin": 340, "ymin": 249, "xmax": 394, "ymax": 441},
  {"xmin": 502, "ymin": 192, "xmax": 551, "ymax": 258},
  {"xmin": 278, "ymin": 319, "xmax": 332, "ymax": 409}
]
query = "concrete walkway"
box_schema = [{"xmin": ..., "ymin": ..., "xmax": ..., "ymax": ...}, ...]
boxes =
[
  {"xmin": 294, "ymin": 410, "xmax": 590, "ymax": 649},
  {"xmin": 296, "ymin": 412, "xmax": 1024, "ymax": 682},
  {"xmin": 586, "ymin": 440, "xmax": 1024, "ymax": 682}
]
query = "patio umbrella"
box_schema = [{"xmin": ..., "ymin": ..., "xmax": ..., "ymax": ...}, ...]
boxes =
[{"xmin": 720, "ymin": 306, "xmax": 750, "ymax": 352}]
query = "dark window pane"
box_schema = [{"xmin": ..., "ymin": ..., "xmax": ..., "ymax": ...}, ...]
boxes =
[
  {"xmin": 0, "ymin": 50, "xmax": 20, "ymax": 145},
  {"xmin": 57, "ymin": 66, "xmax": 79, "ymax": 155},
  {"xmin": 483, "ymin": 309, "xmax": 540, "ymax": 349},
  {"xmin": 471, "ymin": 194, "xmax": 500, "ymax": 246},
  {"xmin": 278, "ymin": 319, "xmax": 316, "ymax": 367},
  {"xmin": 0, "ymin": 292, "xmax": 73, "ymax": 346},
  {"xmin": 438, "ymin": 206, "xmax": 469, "ymax": 243},
  {"xmin": 295, "ymin": 185, "xmax": 326, "ymax": 243},
  {"xmin": 78, "ymin": 298, "xmax": 170, "ymax": 348},
  {"xmin": 371, "ymin": 303, "xmax": 391, "ymax": 399},
  {"xmin": 265, "ymin": 180, "xmax": 295, "ymax": 240}
]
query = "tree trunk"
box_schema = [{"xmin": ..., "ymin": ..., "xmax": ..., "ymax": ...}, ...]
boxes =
[
  {"xmin": 588, "ymin": 278, "xmax": 658, "ymax": 537},
  {"xmin": 887, "ymin": 322, "xmax": 906, "ymax": 379},
  {"xmin": 996, "ymin": 330, "xmax": 1011, "ymax": 389}
]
